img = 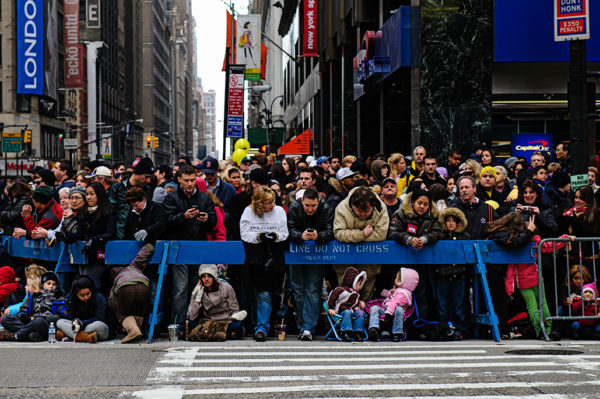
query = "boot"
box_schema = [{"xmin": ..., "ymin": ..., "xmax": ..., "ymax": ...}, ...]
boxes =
[
  {"xmin": 0, "ymin": 330, "xmax": 16, "ymax": 341},
  {"xmin": 188, "ymin": 324, "xmax": 202, "ymax": 341},
  {"xmin": 134, "ymin": 316, "xmax": 144, "ymax": 329},
  {"xmin": 75, "ymin": 331, "xmax": 98, "ymax": 343},
  {"xmin": 56, "ymin": 330, "xmax": 66, "ymax": 341},
  {"xmin": 121, "ymin": 316, "xmax": 142, "ymax": 343}
]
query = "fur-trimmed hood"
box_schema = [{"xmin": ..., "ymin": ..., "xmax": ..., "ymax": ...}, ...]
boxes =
[
  {"xmin": 328, "ymin": 176, "xmax": 343, "ymax": 194},
  {"xmin": 341, "ymin": 266, "xmax": 367, "ymax": 291},
  {"xmin": 401, "ymin": 192, "xmax": 439, "ymax": 219},
  {"xmin": 395, "ymin": 267, "xmax": 419, "ymax": 291},
  {"xmin": 438, "ymin": 207, "xmax": 468, "ymax": 234}
]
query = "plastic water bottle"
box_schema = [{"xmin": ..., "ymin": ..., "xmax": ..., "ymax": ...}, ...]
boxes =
[{"xmin": 48, "ymin": 322, "xmax": 56, "ymax": 344}]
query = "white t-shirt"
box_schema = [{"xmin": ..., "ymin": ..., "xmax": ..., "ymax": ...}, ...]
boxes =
[{"xmin": 239, "ymin": 205, "xmax": 289, "ymax": 244}]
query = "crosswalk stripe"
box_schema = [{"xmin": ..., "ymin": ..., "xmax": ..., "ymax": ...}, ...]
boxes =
[
  {"xmin": 157, "ymin": 354, "xmax": 600, "ymax": 365},
  {"xmin": 303, "ymin": 396, "xmax": 573, "ymax": 399},
  {"xmin": 182, "ymin": 349, "xmax": 488, "ymax": 357},
  {"xmin": 151, "ymin": 361, "xmax": 560, "ymax": 374},
  {"xmin": 179, "ymin": 380, "xmax": 600, "ymax": 395},
  {"xmin": 167, "ymin": 343, "xmax": 583, "ymax": 350}
]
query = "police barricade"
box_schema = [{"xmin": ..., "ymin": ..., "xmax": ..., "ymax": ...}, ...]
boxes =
[
  {"xmin": 1, "ymin": 237, "xmax": 535, "ymax": 343},
  {"xmin": 537, "ymin": 237, "xmax": 600, "ymax": 341}
]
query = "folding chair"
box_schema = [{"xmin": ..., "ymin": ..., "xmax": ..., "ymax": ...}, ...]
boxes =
[{"xmin": 322, "ymin": 302, "xmax": 367, "ymax": 341}]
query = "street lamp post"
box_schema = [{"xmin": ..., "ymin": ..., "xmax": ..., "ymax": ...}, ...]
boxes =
[{"xmin": 252, "ymin": 94, "xmax": 283, "ymax": 153}]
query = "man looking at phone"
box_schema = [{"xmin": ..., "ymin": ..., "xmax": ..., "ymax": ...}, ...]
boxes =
[
  {"xmin": 163, "ymin": 165, "xmax": 217, "ymax": 332},
  {"xmin": 287, "ymin": 188, "xmax": 335, "ymax": 341}
]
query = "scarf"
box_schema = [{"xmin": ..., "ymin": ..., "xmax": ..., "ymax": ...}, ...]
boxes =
[
  {"xmin": 563, "ymin": 206, "xmax": 586, "ymax": 217},
  {"xmin": 87, "ymin": 205, "xmax": 98, "ymax": 213}
]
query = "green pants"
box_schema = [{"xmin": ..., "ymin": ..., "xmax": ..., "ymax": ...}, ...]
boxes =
[{"xmin": 519, "ymin": 284, "xmax": 551, "ymax": 335}]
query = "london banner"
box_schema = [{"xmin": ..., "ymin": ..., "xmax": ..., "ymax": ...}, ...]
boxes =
[{"xmin": 17, "ymin": 0, "xmax": 44, "ymax": 95}]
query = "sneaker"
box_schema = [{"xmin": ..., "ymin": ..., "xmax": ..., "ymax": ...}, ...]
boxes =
[
  {"xmin": 254, "ymin": 330, "xmax": 266, "ymax": 342},
  {"xmin": 353, "ymin": 331, "xmax": 364, "ymax": 342},
  {"xmin": 299, "ymin": 330, "xmax": 313, "ymax": 341},
  {"xmin": 392, "ymin": 332, "xmax": 404, "ymax": 342},
  {"xmin": 341, "ymin": 332, "xmax": 353, "ymax": 342},
  {"xmin": 368, "ymin": 327, "xmax": 380, "ymax": 341}
]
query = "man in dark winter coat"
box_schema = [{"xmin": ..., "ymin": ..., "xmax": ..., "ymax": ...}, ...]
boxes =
[
  {"xmin": 542, "ymin": 171, "xmax": 573, "ymax": 220},
  {"xmin": 13, "ymin": 186, "xmax": 63, "ymax": 240},
  {"xmin": 451, "ymin": 176, "xmax": 498, "ymax": 239},
  {"xmin": 419, "ymin": 155, "xmax": 446, "ymax": 188},
  {"xmin": 163, "ymin": 165, "xmax": 217, "ymax": 331},
  {"xmin": 108, "ymin": 157, "xmax": 155, "ymax": 239},
  {"xmin": 124, "ymin": 187, "xmax": 167, "ymax": 244},
  {"xmin": 287, "ymin": 188, "xmax": 335, "ymax": 341}
]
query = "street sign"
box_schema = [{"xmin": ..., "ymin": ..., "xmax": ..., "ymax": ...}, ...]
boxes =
[
  {"xmin": 63, "ymin": 138, "xmax": 78, "ymax": 150},
  {"xmin": 1, "ymin": 132, "xmax": 22, "ymax": 153},
  {"xmin": 554, "ymin": 0, "xmax": 590, "ymax": 41},
  {"xmin": 226, "ymin": 65, "xmax": 245, "ymax": 138}
]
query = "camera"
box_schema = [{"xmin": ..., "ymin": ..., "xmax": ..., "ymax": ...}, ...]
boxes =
[{"xmin": 521, "ymin": 206, "xmax": 530, "ymax": 211}]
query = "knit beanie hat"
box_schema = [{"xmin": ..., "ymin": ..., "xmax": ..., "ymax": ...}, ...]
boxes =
[
  {"xmin": 133, "ymin": 157, "xmax": 155, "ymax": 175},
  {"xmin": 69, "ymin": 185, "xmax": 86, "ymax": 198},
  {"xmin": 480, "ymin": 166, "xmax": 497, "ymax": 180},
  {"xmin": 198, "ymin": 264, "xmax": 218, "ymax": 279},
  {"xmin": 41, "ymin": 271, "xmax": 59, "ymax": 286},
  {"xmin": 32, "ymin": 186, "xmax": 54, "ymax": 204}
]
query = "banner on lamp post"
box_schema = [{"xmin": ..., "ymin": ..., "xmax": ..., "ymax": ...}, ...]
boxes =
[
  {"xmin": 235, "ymin": 14, "xmax": 261, "ymax": 81},
  {"xmin": 303, "ymin": 0, "xmax": 318, "ymax": 57},
  {"xmin": 16, "ymin": 0, "xmax": 44, "ymax": 95},
  {"xmin": 64, "ymin": 0, "xmax": 83, "ymax": 88}
]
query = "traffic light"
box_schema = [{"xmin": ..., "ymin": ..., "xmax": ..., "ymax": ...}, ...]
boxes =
[
  {"xmin": 146, "ymin": 136, "xmax": 152, "ymax": 149},
  {"xmin": 153, "ymin": 136, "xmax": 159, "ymax": 149},
  {"xmin": 23, "ymin": 129, "xmax": 32, "ymax": 143},
  {"xmin": 261, "ymin": 145, "xmax": 268, "ymax": 153}
]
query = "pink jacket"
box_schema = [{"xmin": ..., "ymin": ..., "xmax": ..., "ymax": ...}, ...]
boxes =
[
  {"xmin": 207, "ymin": 207, "xmax": 226, "ymax": 241},
  {"xmin": 381, "ymin": 268, "xmax": 419, "ymax": 311},
  {"xmin": 505, "ymin": 235, "xmax": 568, "ymax": 295}
]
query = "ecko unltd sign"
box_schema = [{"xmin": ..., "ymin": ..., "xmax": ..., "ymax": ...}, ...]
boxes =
[{"xmin": 17, "ymin": 0, "xmax": 44, "ymax": 95}]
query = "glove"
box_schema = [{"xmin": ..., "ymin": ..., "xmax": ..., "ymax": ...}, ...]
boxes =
[
  {"xmin": 72, "ymin": 318, "xmax": 83, "ymax": 332},
  {"xmin": 82, "ymin": 239, "xmax": 93, "ymax": 253},
  {"xmin": 134, "ymin": 229, "xmax": 148, "ymax": 241},
  {"xmin": 264, "ymin": 232, "xmax": 277, "ymax": 242}
]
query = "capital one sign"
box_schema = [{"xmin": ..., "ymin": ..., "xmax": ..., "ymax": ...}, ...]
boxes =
[{"xmin": 16, "ymin": 0, "xmax": 44, "ymax": 94}]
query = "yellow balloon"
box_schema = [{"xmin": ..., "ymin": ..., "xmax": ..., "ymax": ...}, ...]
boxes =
[
  {"xmin": 232, "ymin": 149, "xmax": 247, "ymax": 166},
  {"xmin": 234, "ymin": 138, "xmax": 250, "ymax": 152}
]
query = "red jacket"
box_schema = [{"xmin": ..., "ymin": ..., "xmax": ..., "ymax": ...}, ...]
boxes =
[
  {"xmin": 0, "ymin": 266, "xmax": 20, "ymax": 304},
  {"xmin": 23, "ymin": 200, "xmax": 64, "ymax": 238},
  {"xmin": 207, "ymin": 207, "xmax": 226, "ymax": 241},
  {"xmin": 505, "ymin": 235, "xmax": 568, "ymax": 295}
]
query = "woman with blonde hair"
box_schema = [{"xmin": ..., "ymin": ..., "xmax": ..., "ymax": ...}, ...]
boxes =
[
  {"xmin": 222, "ymin": 167, "xmax": 244, "ymax": 193},
  {"xmin": 239, "ymin": 186, "xmax": 289, "ymax": 341},
  {"xmin": 460, "ymin": 159, "xmax": 483, "ymax": 184},
  {"xmin": 342, "ymin": 155, "xmax": 357, "ymax": 168},
  {"xmin": 388, "ymin": 153, "xmax": 411, "ymax": 195}
]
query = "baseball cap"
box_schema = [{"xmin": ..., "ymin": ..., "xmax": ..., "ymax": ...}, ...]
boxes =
[
  {"xmin": 203, "ymin": 157, "xmax": 219, "ymax": 174},
  {"xmin": 316, "ymin": 156, "xmax": 330, "ymax": 165},
  {"xmin": 86, "ymin": 166, "xmax": 112, "ymax": 178},
  {"xmin": 381, "ymin": 177, "xmax": 396, "ymax": 187},
  {"xmin": 336, "ymin": 167, "xmax": 358, "ymax": 181}
]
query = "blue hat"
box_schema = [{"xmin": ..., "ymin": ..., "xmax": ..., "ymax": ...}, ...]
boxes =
[
  {"xmin": 203, "ymin": 157, "xmax": 219, "ymax": 173},
  {"xmin": 316, "ymin": 156, "xmax": 330, "ymax": 165}
]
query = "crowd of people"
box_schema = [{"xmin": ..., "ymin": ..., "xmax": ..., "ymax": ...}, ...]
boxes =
[{"xmin": 0, "ymin": 142, "xmax": 598, "ymax": 344}]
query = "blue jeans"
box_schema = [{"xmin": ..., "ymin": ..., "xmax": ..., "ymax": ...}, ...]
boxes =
[
  {"xmin": 171, "ymin": 264, "xmax": 198, "ymax": 328},
  {"xmin": 255, "ymin": 291, "xmax": 272, "ymax": 334},
  {"xmin": 433, "ymin": 275, "xmax": 468, "ymax": 333},
  {"xmin": 340, "ymin": 309, "xmax": 364, "ymax": 332},
  {"xmin": 368, "ymin": 305, "xmax": 405, "ymax": 334},
  {"xmin": 290, "ymin": 264, "xmax": 324, "ymax": 334},
  {"xmin": 1, "ymin": 315, "xmax": 49, "ymax": 341}
]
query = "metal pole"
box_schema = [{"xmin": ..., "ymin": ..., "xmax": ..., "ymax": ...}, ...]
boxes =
[{"xmin": 568, "ymin": 40, "xmax": 589, "ymax": 175}]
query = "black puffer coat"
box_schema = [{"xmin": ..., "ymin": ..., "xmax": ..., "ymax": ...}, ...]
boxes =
[{"xmin": 388, "ymin": 192, "xmax": 443, "ymax": 245}]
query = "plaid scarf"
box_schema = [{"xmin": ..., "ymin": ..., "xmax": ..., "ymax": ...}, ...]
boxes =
[{"xmin": 563, "ymin": 206, "xmax": 586, "ymax": 217}]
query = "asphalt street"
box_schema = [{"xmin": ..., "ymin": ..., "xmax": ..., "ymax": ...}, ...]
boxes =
[{"xmin": 0, "ymin": 338, "xmax": 599, "ymax": 398}]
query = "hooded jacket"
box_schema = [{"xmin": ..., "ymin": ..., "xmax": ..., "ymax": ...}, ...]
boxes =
[
  {"xmin": 370, "ymin": 160, "xmax": 388, "ymax": 185},
  {"xmin": 0, "ymin": 266, "xmax": 21, "ymax": 305},
  {"xmin": 434, "ymin": 208, "xmax": 470, "ymax": 277},
  {"xmin": 327, "ymin": 267, "xmax": 366, "ymax": 314},
  {"xmin": 381, "ymin": 268, "xmax": 419, "ymax": 312},
  {"xmin": 388, "ymin": 192, "xmax": 443, "ymax": 246},
  {"xmin": 108, "ymin": 178, "xmax": 155, "ymax": 239},
  {"xmin": 333, "ymin": 187, "xmax": 390, "ymax": 243},
  {"xmin": 568, "ymin": 282, "xmax": 600, "ymax": 326},
  {"xmin": 23, "ymin": 199, "xmax": 63, "ymax": 238},
  {"xmin": 186, "ymin": 264, "xmax": 240, "ymax": 322},
  {"xmin": 326, "ymin": 177, "xmax": 350, "ymax": 210}
]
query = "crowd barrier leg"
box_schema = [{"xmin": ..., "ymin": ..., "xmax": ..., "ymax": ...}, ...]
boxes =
[
  {"xmin": 472, "ymin": 242, "xmax": 501, "ymax": 342},
  {"xmin": 147, "ymin": 242, "xmax": 171, "ymax": 343}
]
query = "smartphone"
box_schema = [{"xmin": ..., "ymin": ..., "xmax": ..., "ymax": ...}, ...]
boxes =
[
  {"xmin": 191, "ymin": 205, "xmax": 200, "ymax": 210},
  {"xmin": 198, "ymin": 212, "xmax": 208, "ymax": 218},
  {"xmin": 307, "ymin": 228, "xmax": 315, "ymax": 233}
]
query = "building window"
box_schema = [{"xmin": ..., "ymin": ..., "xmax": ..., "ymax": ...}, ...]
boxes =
[{"xmin": 17, "ymin": 95, "xmax": 31, "ymax": 113}]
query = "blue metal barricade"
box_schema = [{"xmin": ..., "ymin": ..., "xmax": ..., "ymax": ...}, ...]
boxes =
[{"xmin": 2, "ymin": 237, "xmax": 535, "ymax": 343}]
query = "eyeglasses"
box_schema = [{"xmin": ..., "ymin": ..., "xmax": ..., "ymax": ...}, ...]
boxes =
[{"xmin": 34, "ymin": 180, "xmax": 42, "ymax": 184}]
